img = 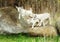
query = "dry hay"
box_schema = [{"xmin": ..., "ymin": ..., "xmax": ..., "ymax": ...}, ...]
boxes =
[
  {"xmin": 27, "ymin": 26, "xmax": 57, "ymax": 37},
  {"xmin": 55, "ymin": 17, "xmax": 60, "ymax": 34}
]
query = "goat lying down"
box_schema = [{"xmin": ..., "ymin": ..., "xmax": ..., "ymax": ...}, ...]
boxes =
[
  {"xmin": 16, "ymin": 6, "xmax": 33, "ymax": 19},
  {"xmin": 27, "ymin": 13, "xmax": 51, "ymax": 28},
  {"xmin": 33, "ymin": 13, "xmax": 51, "ymax": 26}
]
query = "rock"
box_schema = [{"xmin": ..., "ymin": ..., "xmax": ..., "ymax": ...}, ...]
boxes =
[
  {"xmin": 0, "ymin": 7, "xmax": 58, "ymax": 36},
  {"xmin": 27, "ymin": 26, "xmax": 57, "ymax": 37},
  {"xmin": 0, "ymin": 7, "xmax": 24, "ymax": 34}
]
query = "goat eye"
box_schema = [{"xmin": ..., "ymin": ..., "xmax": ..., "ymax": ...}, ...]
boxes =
[{"xmin": 36, "ymin": 22, "xmax": 38, "ymax": 24}]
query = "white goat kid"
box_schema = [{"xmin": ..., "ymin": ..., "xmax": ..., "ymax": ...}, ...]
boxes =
[
  {"xmin": 16, "ymin": 6, "xmax": 33, "ymax": 19},
  {"xmin": 34, "ymin": 13, "xmax": 51, "ymax": 26},
  {"xmin": 27, "ymin": 18, "xmax": 39, "ymax": 28}
]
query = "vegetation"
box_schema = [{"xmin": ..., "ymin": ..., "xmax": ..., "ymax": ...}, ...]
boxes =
[
  {"xmin": 0, "ymin": 33, "xmax": 59, "ymax": 42},
  {"xmin": 0, "ymin": 0, "xmax": 59, "ymax": 13}
]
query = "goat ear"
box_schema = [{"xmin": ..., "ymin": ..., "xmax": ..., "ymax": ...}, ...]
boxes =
[{"xmin": 30, "ymin": 8, "xmax": 32, "ymax": 11}]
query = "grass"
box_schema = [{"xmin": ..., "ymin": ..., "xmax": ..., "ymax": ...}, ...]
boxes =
[{"xmin": 0, "ymin": 33, "xmax": 59, "ymax": 42}]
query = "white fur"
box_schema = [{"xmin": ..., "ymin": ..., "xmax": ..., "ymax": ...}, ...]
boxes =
[
  {"xmin": 27, "ymin": 18, "xmax": 39, "ymax": 28},
  {"xmin": 16, "ymin": 6, "xmax": 33, "ymax": 19},
  {"xmin": 33, "ymin": 13, "xmax": 51, "ymax": 26}
]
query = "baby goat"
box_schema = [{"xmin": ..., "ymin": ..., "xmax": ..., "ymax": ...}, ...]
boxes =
[{"xmin": 33, "ymin": 13, "xmax": 51, "ymax": 26}]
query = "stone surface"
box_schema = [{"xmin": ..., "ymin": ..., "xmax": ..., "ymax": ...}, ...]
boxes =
[{"xmin": 0, "ymin": 7, "xmax": 24, "ymax": 34}]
